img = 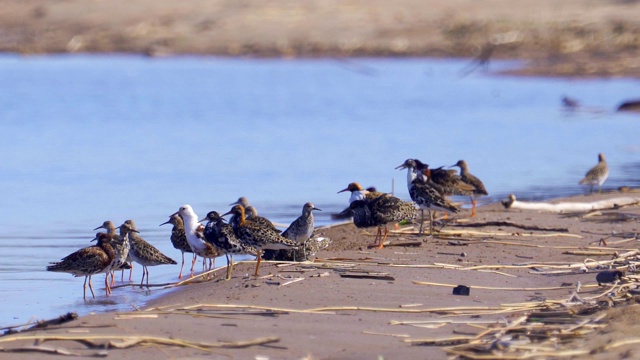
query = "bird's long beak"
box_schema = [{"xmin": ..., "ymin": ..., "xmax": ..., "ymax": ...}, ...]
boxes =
[
  {"xmin": 337, "ymin": 187, "xmax": 349, "ymax": 194},
  {"xmin": 170, "ymin": 211, "xmax": 179, "ymax": 217},
  {"xmin": 198, "ymin": 217, "xmax": 207, "ymax": 223},
  {"xmin": 92, "ymin": 225, "xmax": 103, "ymax": 231},
  {"xmin": 90, "ymin": 237, "xmax": 98, "ymax": 242},
  {"xmin": 159, "ymin": 219, "xmax": 171, "ymax": 226},
  {"xmin": 395, "ymin": 164, "xmax": 407, "ymax": 170},
  {"xmin": 313, "ymin": 207, "xmax": 322, "ymax": 212},
  {"xmin": 221, "ymin": 210, "xmax": 232, "ymax": 217}
]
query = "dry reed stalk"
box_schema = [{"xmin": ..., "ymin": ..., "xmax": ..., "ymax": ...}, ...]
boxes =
[{"xmin": 0, "ymin": 334, "xmax": 280, "ymax": 351}]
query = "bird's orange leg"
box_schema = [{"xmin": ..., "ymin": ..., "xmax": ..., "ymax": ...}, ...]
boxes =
[
  {"xmin": 87, "ymin": 275, "xmax": 96, "ymax": 299},
  {"xmin": 376, "ymin": 227, "xmax": 389, "ymax": 249},
  {"xmin": 471, "ymin": 199, "xmax": 477, "ymax": 218},
  {"xmin": 254, "ymin": 250, "xmax": 262, "ymax": 277}
]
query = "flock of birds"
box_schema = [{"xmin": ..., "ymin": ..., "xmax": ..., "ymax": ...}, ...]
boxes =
[{"xmin": 47, "ymin": 154, "xmax": 609, "ymax": 300}]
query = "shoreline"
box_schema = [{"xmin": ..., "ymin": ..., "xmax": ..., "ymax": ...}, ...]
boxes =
[
  {"xmin": 2, "ymin": 0, "xmax": 640, "ymax": 78},
  {"xmin": 3, "ymin": 191, "xmax": 640, "ymax": 359}
]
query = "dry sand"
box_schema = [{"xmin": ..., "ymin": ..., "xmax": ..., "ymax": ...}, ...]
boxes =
[
  {"xmin": 2, "ymin": 0, "xmax": 640, "ymax": 77},
  {"xmin": 1, "ymin": 191, "xmax": 639, "ymax": 359}
]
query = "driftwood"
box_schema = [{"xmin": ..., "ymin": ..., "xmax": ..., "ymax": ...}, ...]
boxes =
[
  {"xmin": 340, "ymin": 273, "xmax": 395, "ymax": 281},
  {"xmin": 502, "ymin": 194, "xmax": 640, "ymax": 213},
  {"xmin": 453, "ymin": 221, "xmax": 569, "ymax": 233},
  {"xmin": 0, "ymin": 334, "xmax": 280, "ymax": 352}
]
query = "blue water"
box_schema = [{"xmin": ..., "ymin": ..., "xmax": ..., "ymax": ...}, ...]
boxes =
[{"xmin": 0, "ymin": 54, "xmax": 638, "ymax": 328}]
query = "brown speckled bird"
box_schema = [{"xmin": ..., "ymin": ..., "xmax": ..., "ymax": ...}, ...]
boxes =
[
  {"xmin": 579, "ymin": 153, "xmax": 609, "ymax": 194},
  {"xmin": 451, "ymin": 159, "xmax": 489, "ymax": 217},
  {"xmin": 223, "ymin": 204, "xmax": 299, "ymax": 277},
  {"xmin": 349, "ymin": 195, "xmax": 417, "ymax": 249},
  {"xmin": 47, "ymin": 233, "xmax": 116, "ymax": 300},
  {"xmin": 396, "ymin": 159, "xmax": 460, "ymax": 234},
  {"xmin": 160, "ymin": 214, "xmax": 195, "ymax": 279},
  {"xmin": 119, "ymin": 220, "xmax": 176, "ymax": 288}
]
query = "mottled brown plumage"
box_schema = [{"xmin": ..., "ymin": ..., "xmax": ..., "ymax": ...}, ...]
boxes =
[
  {"xmin": 452, "ymin": 159, "xmax": 489, "ymax": 217},
  {"xmin": 160, "ymin": 214, "xmax": 195, "ymax": 279},
  {"xmin": 223, "ymin": 205, "xmax": 298, "ymax": 276},
  {"xmin": 200, "ymin": 211, "xmax": 256, "ymax": 280},
  {"xmin": 396, "ymin": 159, "xmax": 460, "ymax": 234},
  {"xmin": 119, "ymin": 220, "xmax": 177, "ymax": 288},
  {"xmin": 349, "ymin": 195, "xmax": 417, "ymax": 249},
  {"xmin": 579, "ymin": 153, "xmax": 609, "ymax": 194},
  {"xmin": 47, "ymin": 233, "xmax": 115, "ymax": 300},
  {"xmin": 94, "ymin": 220, "xmax": 130, "ymax": 285}
]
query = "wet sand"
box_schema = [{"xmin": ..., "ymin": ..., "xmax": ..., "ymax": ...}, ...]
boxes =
[
  {"xmin": 2, "ymin": 0, "xmax": 640, "ymax": 78},
  {"xmin": 2, "ymin": 191, "xmax": 639, "ymax": 359}
]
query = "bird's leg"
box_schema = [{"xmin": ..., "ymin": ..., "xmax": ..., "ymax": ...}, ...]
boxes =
[
  {"xmin": 429, "ymin": 210, "xmax": 434, "ymax": 236},
  {"xmin": 83, "ymin": 276, "xmax": 88, "ymax": 300},
  {"xmin": 371, "ymin": 226, "xmax": 382, "ymax": 247},
  {"xmin": 145, "ymin": 267, "xmax": 150, "ymax": 288},
  {"xmin": 418, "ymin": 208, "xmax": 425, "ymax": 235},
  {"xmin": 376, "ymin": 226, "xmax": 389, "ymax": 249},
  {"xmin": 225, "ymin": 254, "xmax": 233, "ymax": 281},
  {"xmin": 471, "ymin": 196, "xmax": 477, "ymax": 218},
  {"xmin": 190, "ymin": 254, "xmax": 197, "ymax": 278},
  {"xmin": 128, "ymin": 263, "xmax": 134, "ymax": 282},
  {"xmin": 88, "ymin": 275, "xmax": 96, "ymax": 299},
  {"xmin": 254, "ymin": 250, "xmax": 262, "ymax": 277},
  {"xmin": 109, "ymin": 271, "xmax": 115, "ymax": 287},
  {"xmin": 178, "ymin": 252, "xmax": 185, "ymax": 279},
  {"xmin": 139, "ymin": 267, "xmax": 146, "ymax": 289}
]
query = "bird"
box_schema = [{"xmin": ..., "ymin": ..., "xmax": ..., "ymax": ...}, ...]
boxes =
[
  {"xmin": 229, "ymin": 196, "xmax": 250, "ymax": 208},
  {"xmin": 396, "ymin": 159, "xmax": 460, "ymax": 234},
  {"xmin": 562, "ymin": 96, "xmax": 580, "ymax": 111},
  {"xmin": 159, "ymin": 214, "xmax": 196, "ymax": 279},
  {"xmin": 94, "ymin": 220, "xmax": 130, "ymax": 285},
  {"xmin": 172, "ymin": 205, "xmax": 221, "ymax": 276},
  {"xmin": 118, "ymin": 220, "xmax": 177, "ymax": 288},
  {"xmin": 275, "ymin": 202, "xmax": 321, "ymax": 261},
  {"xmin": 337, "ymin": 182, "xmax": 386, "ymax": 203},
  {"xmin": 243, "ymin": 205, "xmax": 289, "ymax": 261},
  {"xmin": 244, "ymin": 205, "xmax": 279, "ymax": 232},
  {"xmin": 223, "ymin": 204, "xmax": 299, "ymax": 277},
  {"xmin": 334, "ymin": 182, "xmax": 386, "ymax": 220},
  {"xmin": 282, "ymin": 202, "xmax": 321, "ymax": 243},
  {"xmin": 413, "ymin": 159, "xmax": 475, "ymax": 197},
  {"xmin": 451, "ymin": 159, "xmax": 489, "ymax": 217},
  {"xmin": 579, "ymin": 153, "xmax": 609, "ymax": 194},
  {"xmin": 200, "ymin": 210, "xmax": 255, "ymax": 280},
  {"xmin": 348, "ymin": 195, "xmax": 417, "ymax": 249},
  {"xmin": 47, "ymin": 233, "xmax": 116, "ymax": 300}
]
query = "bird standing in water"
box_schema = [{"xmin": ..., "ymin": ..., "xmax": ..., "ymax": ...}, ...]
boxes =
[
  {"xmin": 159, "ymin": 214, "xmax": 196, "ymax": 279},
  {"xmin": 579, "ymin": 153, "xmax": 609, "ymax": 194},
  {"xmin": 46, "ymin": 233, "xmax": 116, "ymax": 300}
]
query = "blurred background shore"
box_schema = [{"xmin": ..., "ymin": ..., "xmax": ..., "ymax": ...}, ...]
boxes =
[{"xmin": 2, "ymin": 0, "xmax": 640, "ymax": 77}]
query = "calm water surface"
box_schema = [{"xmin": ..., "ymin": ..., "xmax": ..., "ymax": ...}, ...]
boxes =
[{"xmin": 0, "ymin": 55, "xmax": 638, "ymax": 327}]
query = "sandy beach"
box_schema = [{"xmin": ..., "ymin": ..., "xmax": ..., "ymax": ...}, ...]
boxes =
[
  {"xmin": 2, "ymin": 0, "xmax": 640, "ymax": 78},
  {"xmin": 1, "ymin": 190, "xmax": 639, "ymax": 359}
]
